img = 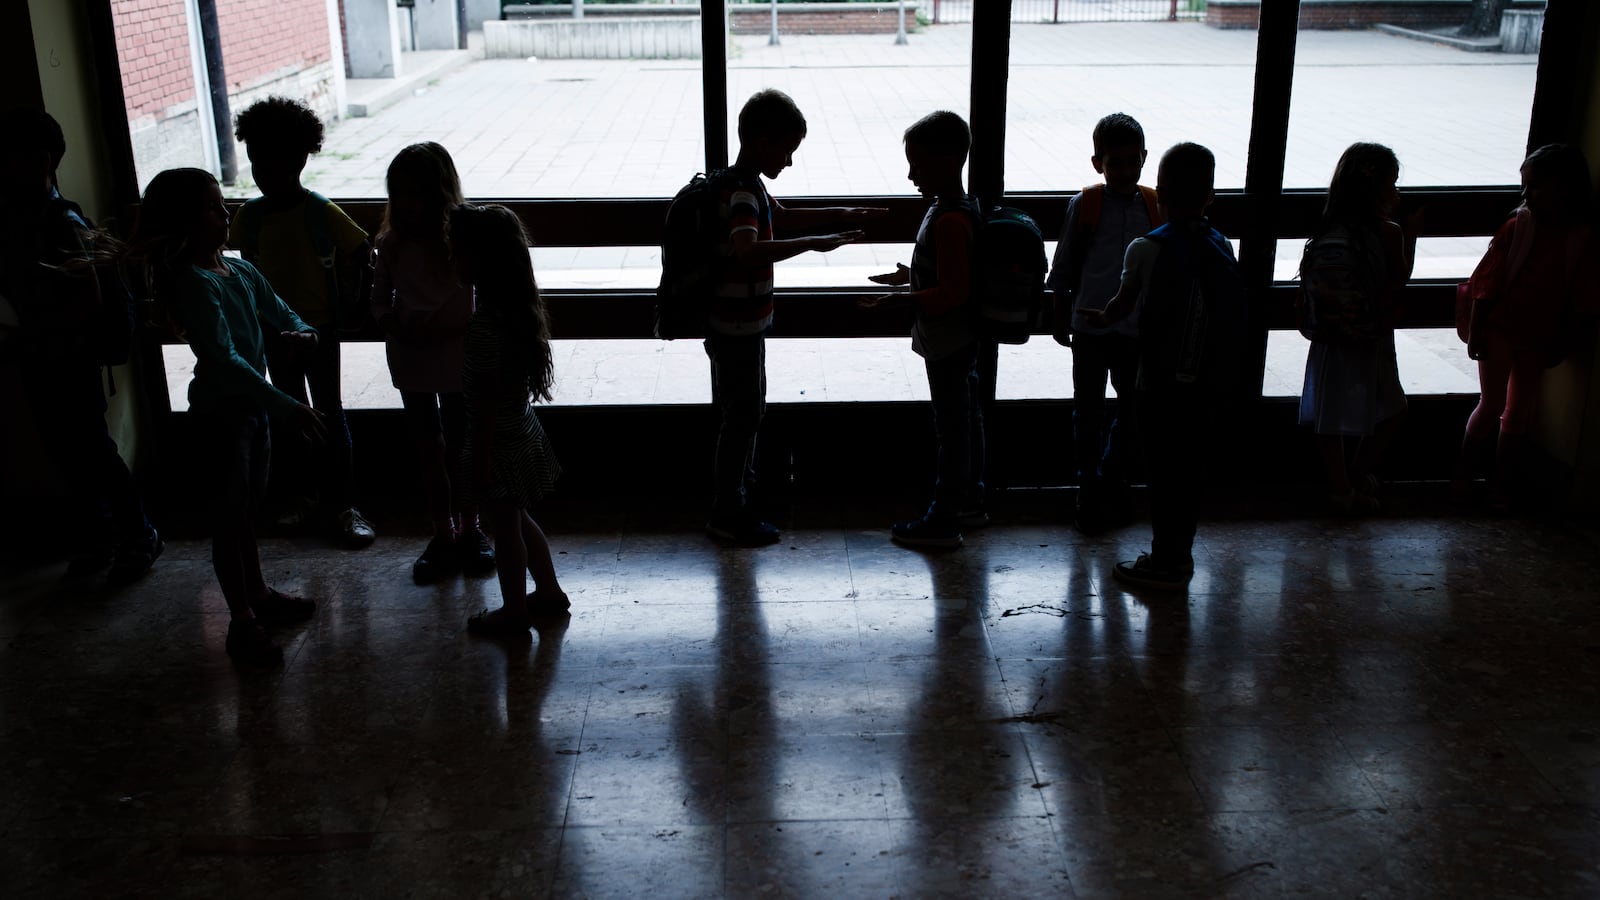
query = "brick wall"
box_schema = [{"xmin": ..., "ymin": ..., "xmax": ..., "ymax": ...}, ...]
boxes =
[
  {"xmin": 111, "ymin": 0, "xmax": 197, "ymax": 125},
  {"xmin": 1206, "ymin": 1, "xmax": 1473, "ymax": 30},
  {"xmin": 216, "ymin": 0, "xmax": 332, "ymax": 89}
]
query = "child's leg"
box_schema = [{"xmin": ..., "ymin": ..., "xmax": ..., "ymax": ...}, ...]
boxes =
[
  {"xmin": 263, "ymin": 335, "xmax": 315, "ymax": 516},
  {"xmin": 1102, "ymin": 333, "xmax": 1142, "ymax": 487},
  {"xmin": 1457, "ymin": 335, "xmax": 1513, "ymax": 481},
  {"xmin": 924, "ymin": 345, "xmax": 976, "ymax": 519},
  {"xmin": 1490, "ymin": 347, "xmax": 1547, "ymax": 497},
  {"xmin": 401, "ymin": 391, "xmax": 455, "ymax": 538},
  {"xmin": 1142, "ymin": 389, "xmax": 1201, "ymax": 564},
  {"xmin": 208, "ymin": 407, "xmax": 270, "ymax": 617},
  {"xmin": 969, "ymin": 338, "xmax": 997, "ymax": 505},
  {"xmin": 1070, "ymin": 333, "xmax": 1113, "ymax": 485},
  {"xmin": 704, "ymin": 334, "xmax": 767, "ymax": 517},
  {"xmin": 305, "ymin": 334, "xmax": 355, "ymax": 512},
  {"xmin": 488, "ymin": 499, "xmax": 528, "ymax": 616},
  {"xmin": 1316, "ymin": 434, "xmax": 1349, "ymax": 495},
  {"xmin": 1350, "ymin": 409, "xmax": 1406, "ymax": 488},
  {"xmin": 519, "ymin": 510, "xmax": 563, "ymax": 595}
]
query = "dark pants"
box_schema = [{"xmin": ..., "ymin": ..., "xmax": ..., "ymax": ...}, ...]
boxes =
[
  {"xmin": 22, "ymin": 363, "xmax": 152, "ymax": 548},
  {"xmin": 401, "ymin": 390, "xmax": 467, "ymax": 520},
  {"xmin": 704, "ymin": 332, "xmax": 766, "ymax": 515},
  {"xmin": 265, "ymin": 331, "xmax": 353, "ymax": 509},
  {"xmin": 1140, "ymin": 387, "xmax": 1206, "ymax": 563},
  {"xmin": 197, "ymin": 404, "xmax": 271, "ymax": 614},
  {"xmin": 925, "ymin": 341, "xmax": 986, "ymax": 518},
  {"xmin": 1072, "ymin": 331, "xmax": 1140, "ymax": 487}
]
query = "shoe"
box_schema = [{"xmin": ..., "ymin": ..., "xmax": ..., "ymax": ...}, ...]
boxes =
[
  {"xmin": 1112, "ymin": 552, "xmax": 1193, "ymax": 591},
  {"xmin": 225, "ymin": 619, "xmax": 284, "ymax": 666},
  {"xmin": 251, "ymin": 588, "xmax": 316, "ymax": 625},
  {"xmin": 336, "ymin": 507, "xmax": 376, "ymax": 548},
  {"xmin": 106, "ymin": 527, "xmax": 164, "ymax": 586},
  {"xmin": 274, "ymin": 495, "xmax": 317, "ymax": 528},
  {"xmin": 526, "ymin": 588, "xmax": 572, "ymax": 619},
  {"xmin": 705, "ymin": 514, "xmax": 781, "ymax": 547},
  {"xmin": 457, "ymin": 527, "xmax": 497, "ymax": 576},
  {"xmin": 467, "ymin": 606, "xmax": 531, "ymax": 638},
  {"xmin": 413, "ymin": 534, "xmax": 460, "ymax": 585},
  {"xmin": 955, "ymin": 508, "xmax": 990, "ymax": 530},
  {"xmin": 65, "ymin": 546, "xmax": 115, "ymax": 579},
  {"xmin": 891, "ymin": 513, "xmax": 963, "ymax": 550}
]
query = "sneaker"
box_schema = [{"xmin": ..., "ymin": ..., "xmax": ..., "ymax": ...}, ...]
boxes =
[
  {"xmin": 274, "ymin": 494, "xmax": 317, "ymax": 528},
  {"xmin": 336, "ymin": 507, "xmax": 377, "ymax": 548},
  {"xmin": 413, "ymin": 534, "xmax": 460, "ymax": 585},
  {"xmin": 1112, "ymin": 552, "xmax": 1193, "ymax": 591},
  {"xmin": 251, "ymin": 588, "xmax": 316, "ymax": 626},
  {"xmin": 955, "ymin": 507, "xmax": 990, "ymax": 530},
  {"xmin": 106, "ymin": 527, "xmax": 164, "ymax": 586},
  {"xmin": 705, "ymin": 514, "xmax": 781, "ymax": 547},
  {"xmin": 466, "ymin": 606, "xmax": 531, "ymax": 638},
  {"xmin": 527, "ymin": 588, "xmax": 572, "ymax": 619},
  {"xmin": 891, "ymin": 513, "xmax": 963, "ymax": 550},
  {"xmin": 225, "ymin": 619, "xmax": 284, "ymax": 666},
  {"xmin": 456, "ymin": 526, "xmax": 497, "ymax": 576}
]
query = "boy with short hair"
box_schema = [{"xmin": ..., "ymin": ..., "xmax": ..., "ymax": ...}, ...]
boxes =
[
  {"xmin": 230, "ymin": 96, "xmax": 375, "ymax": 547},
  {"xmin": 702, "ymin": 89, "xmax": 875, "ymax": 546},
  {"xmin": 1046, "ymin": 112, "xmax": 1163, "ymax": 532},
  {"xmin": 1088, "ymin": 142, "xmax": 1245, "ymax": 590},
  {"xmin": 866, "ymin": 110, "xmax": 984, "ymax": 549}
]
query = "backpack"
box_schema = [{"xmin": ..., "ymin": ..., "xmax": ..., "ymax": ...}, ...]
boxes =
[
  {"xmin": 970, "ymin": 206, "xmax": 1047, "ymax": 344},
  {"xmin": 51, "ymin": 197, "xmax": 136, "ymax": 370},
  {"xmin": 655, "ymin": 169, "xmax": 736, "ymax": 340},
  {"xmin": 1295, "ymin": 226, "xmax": 1383, "ymax": 344},
  {"xmin": 233, "ymin": 191, "xmax": 367, "ymax": 331},
  {"xmin": 1052, "ymin": 184, "xmax": 1163, "ymax": 346},
  {"xmin": 1137, "ymin": 222, "xmax": 1245, "ymax": 391}
]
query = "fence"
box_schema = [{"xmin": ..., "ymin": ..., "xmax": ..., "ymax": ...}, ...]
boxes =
[{"xmin": 928, "ymin": 0, "xmax": 1204, "ymax": 24}]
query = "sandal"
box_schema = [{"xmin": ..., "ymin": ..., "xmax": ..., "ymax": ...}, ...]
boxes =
[
  {"xmin": 526, "ymin": 589, "xmax": 572, "ymax": 619},
  {"xmin": 252, "ymin": 587, "xmax": 316, "ymax": 626},
  {"xmin": 467, "ymin": 606, "xmax": 531, "ymax": 637}
]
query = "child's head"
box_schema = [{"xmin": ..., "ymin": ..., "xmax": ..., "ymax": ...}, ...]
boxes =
[
  {"xmin": 0, "ymin": 107, "xmax": 67, "ymax": 202},
  {"xmin": 382, "ymin": 142, "xmax": 464, "ymax": 242},
  {"xmin": 448, "ymin": 203, "xmax": 535, "ymax": 297},
  {"xmin": 1154, "ymin": 142, "xmax": 1215, "ymax": 221},
  {"xmin": 134, "ymin": 167, "xmax": 228, "ymax": 263},
  {"xmin": 737, "ymin": 89, "xmax": 807, "ymax": 179},
  {"xmin": 902, "ymin": 110, "xmax": 969, "ymax": 199},
  {"xmin": 1091, "ymin": 113, "xmax": 1147, "ymax": 194},
  {"xmin": 1520, "ymin": 143, "xmax": 1591, "ymax": 223},
  {"xmin": 1325, "ymin": 142, "xmax": 1400, "ymax": 226},
  {"xmin": 233, "ymin": 97, "xmax": 324, "ymax": 197}
]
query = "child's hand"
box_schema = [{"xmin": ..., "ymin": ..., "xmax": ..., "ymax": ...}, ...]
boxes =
[
  {"xmin": 844, "ymin": 207, "xmax": 889, "ymax": 222},
  {"xmin": 292, "ymin": 403, "xmax": 327, "ymax": 446},
  {"xmin": 868, "ymin": 264, "xmax": 911, "ymax": 286},
  {"xmin": 1082, "ymin": 308, "xmax": 1109, "ymax": 328},
  {"xmin": 281, "ymin": 330, "xmax": 318, "ymax": 359},
  {"xmin": 813, "ymin": 231, "xmax": 863, "ymax": 253},
  {"xmin": 857, "ymin": 293, "xmax": 899, "ymax": 310},
  {"xmin": 1402, "ymin": 207, "xmax": 1426, "ymax": 238}
]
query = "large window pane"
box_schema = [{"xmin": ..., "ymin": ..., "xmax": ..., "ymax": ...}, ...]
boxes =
[{"xmin": 1007, "ymin": 11, "xmax": 1259, "ymax": 192}]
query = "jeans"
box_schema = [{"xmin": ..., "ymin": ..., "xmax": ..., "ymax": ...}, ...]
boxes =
[
  {"xmin": 1071, "ymin": 331, "xmax": 1140, "ymax": 487},
  {"xmin": 265, "ymin": 330, "xmax": 353, "ymax": 508},
  {"xmin": 924, "ymin": 341, "xmax": 986, "ymax": 518},
  {"xmin": 1139, "ymin": 387, "xmax": 1206, "ymax": 562},
  {"xmin": 704, "ymin": 332, "xmax": 767, "ymax": 515}
]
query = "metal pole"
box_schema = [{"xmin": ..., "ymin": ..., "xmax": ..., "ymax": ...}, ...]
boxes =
[
  {"xmin": 895, "ymin": 0, "xmax": 909, "ymax": 44},
  {"xmin": 573, "ymin": 0, "xmax": 583, "ymax": 20},
  {"xmin": 195, "ymin": 0, "xmax": 236, "ymax": 185},
  {"xmin": 968, "ymin": 0, "xmax": 1011, "ymax": 208},
  {"xmin": 1054, "ymin": 0, "xmax": 1061, "ymax": 25},
  {"xmin": 457, "ymin": 0, "xmax": 469, "ymax": 49},
  {"xmin": 769, "ymin": 0, "xmax": 780, "ymax": 46},
  {"xmin": 1170, "ymin": 0, "xmax": 1179, "ymax": 22}
]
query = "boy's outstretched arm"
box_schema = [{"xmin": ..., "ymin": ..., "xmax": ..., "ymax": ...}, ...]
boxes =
[
  {"xmin": 730, "ymin": 228, "xmax": 863, "ymax": 267},
  {"xmin": 772, "ymin": 198, "xmax": 888, "ymax": 232}
]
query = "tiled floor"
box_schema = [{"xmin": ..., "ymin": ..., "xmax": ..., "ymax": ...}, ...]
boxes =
[{"xmin": 3, "ymin": 494, "xmax": 1599, "ymax": 898}]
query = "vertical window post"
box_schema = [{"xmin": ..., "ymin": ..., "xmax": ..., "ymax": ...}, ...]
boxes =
[
  {"xmin": 968, "ymin": 0, "xmax": 1012, "ymax": 208},
  {"xmin": 1239, "ymin": 0, "xmax": 1301, "ymax": 398},
  {"xmin": 703, "ymin": 0, "xmax": 729, "ymax": 171}
]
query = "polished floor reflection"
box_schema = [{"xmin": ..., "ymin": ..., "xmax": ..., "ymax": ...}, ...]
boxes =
[{"xmin": 3, "ymin": 494, "xmax": 1598, "ymax": 898}]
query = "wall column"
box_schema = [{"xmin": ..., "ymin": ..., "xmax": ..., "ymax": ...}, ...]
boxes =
[
  {"xmin": 411, "ymin": 0, "xmax": 460, "ymax": 50},
  {"xmin": 345, "ymin": 0, "xmax": 403, "ymax": 78}
]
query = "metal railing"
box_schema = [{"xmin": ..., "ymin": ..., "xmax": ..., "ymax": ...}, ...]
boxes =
[{"xmin": 929, "ymin": 0, "xmax": 1204, "ymax": 25}]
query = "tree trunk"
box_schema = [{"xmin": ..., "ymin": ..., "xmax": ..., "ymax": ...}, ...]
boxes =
[{"xmin": 1459, "ymin": 0, "xmax": 1512, "ymax": 38}]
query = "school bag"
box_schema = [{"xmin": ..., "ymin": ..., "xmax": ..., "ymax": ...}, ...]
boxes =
[
  {"xmin": 655, "ymin": 170, "xmax": 743, "ymax": 340},
  {"xmin": 970, "ymin": 206, "xmax": 1047, "ymax": 344},
  {"xmin": 53, "ymin": 196, "xmax": 136, "ymax": 370},
  {"xmin": 232, "ymin": 191, "xmax": 367, "ymax": 331},
  {"xmin": 1051, "ymin": 184, "xmax": 1163, "ymax": 346},
  {"xmin": 1136, "ymin": 222, "xmax": 1245, "ymax": 391},
  {"xmin": 1295, "ymin": 226, "xmax": 1383, "ymax": 344}
]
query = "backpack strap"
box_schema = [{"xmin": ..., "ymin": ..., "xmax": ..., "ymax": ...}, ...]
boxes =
[
  {"xmin": 1136, "ymin": 184, "xmax": 1164, "ymax": 228},
  {"xmin": 234, "ymin": 197, "xmax": 265, "ymax": 262},
  {"xmin": 303, "ymin": 191, "xmax": 344, "ymax": 328}
]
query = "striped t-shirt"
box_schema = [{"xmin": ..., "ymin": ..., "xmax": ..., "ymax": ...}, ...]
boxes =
[{"xmin": 708, "ymin": 168, "xmax": 775, "ymax": 336}]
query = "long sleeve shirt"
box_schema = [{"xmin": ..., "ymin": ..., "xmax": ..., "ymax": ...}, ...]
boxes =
[{"xmin": 174, "ymin": 257, "xmax": 313, "ymax": 416}]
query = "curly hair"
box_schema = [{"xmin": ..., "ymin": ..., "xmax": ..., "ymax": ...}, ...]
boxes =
[{"xmin": 233, "ymin": 96, "xmax": 325, "ymax": 156}]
